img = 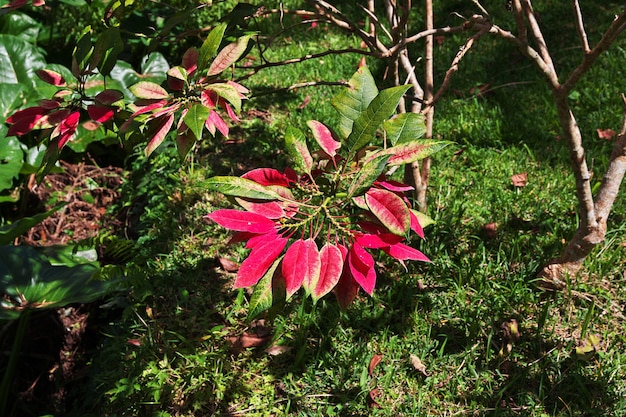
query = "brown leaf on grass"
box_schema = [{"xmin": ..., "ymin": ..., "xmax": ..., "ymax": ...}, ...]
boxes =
[
  {"xmin": 218, "ymin": 257, "xmax": 239, "ymax": 272},
  {"xmin": 483, "ymin": 222, "xmax": 498, "ymax": 239},
  {"xmin": 410, "ymin": 354, "xmax": 428, "ymax": 376},
  {"xmin": 368, "ymin": 354, "xmax": 383, "ymax": 376},
  {"xmin": 227, "ymin": 332, "xmax": 271, "ymax": 354},
  {"xmin": 511, "ymin": 172, "xmax": 528, "ymax": 187},
  {"xmin": 297, "ymin": 95, "xmax": 311, "ymax": 110},
  {"xmin": 596, "ymin": 128, "xmax": 616, "ymax": 140},
  {"xmin": 367, "ymin": 388, "xmax": 381, "ymax": 408}
]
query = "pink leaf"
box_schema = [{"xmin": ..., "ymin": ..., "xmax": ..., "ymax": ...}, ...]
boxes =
[
  {"xmin": 234, "ymin": 236, "xmax": 287, "ymax": 288},
  {"xmin": 235, "ymin": 198, "xmax": 285, "ymax": 219},
  {"xmin": 375, "ymin": 179, "xmax": 414, "ymax": 193},
  {"xmin": 6, "ymin": 106, "xmax": 46, "ymax": 136},
  {"xmin": 145, "ymin": 113, "xmax": 175, "ymax": 156},
  {"xmin": 313, "ymin": 243, "xmax": 344, "ymax": 301},
  {"xmin": 308, "ymin": 120, "xmax": 341, "ymax": 157},
  {"xmin": 246, "ymin": 231, "xmax": 279, "ymax": 249},
  {"xmin": 348, "ymin": 242, "xmax": 376, "ymax": 295},
  {"xmin": 182, "ymin": 47, "xmax": 198, "ymax": 77},
  {"xmin": 55, "ymin": 111, "xmax": 80, "ymax": 148},
  {"xmin": 409, "ymin": 210, "xmax": 425, "ymax": 239},
  {"xmin": 242, "ymin": 168, "xmax": 291, "ymax": 186},
  {"xmin": 87, "ymin": 105, "xmax": 115, "ymax": 123},
  {"xmin": 130, "ymin": 81, "xmax": 169, "ymax": 99},
  {"xmin": 206, "ymin": 110, "xmax": 229, "ymax": 137},
  {"xmin": 356, "ymin": 233, "xmax": 403, "ymax": 249},
  {"xmin": 38, "ymin": 99, "xmax": 62, "ymax": 110},
  {"xmin": 201, "ymin": 90, "xmax": 217, "ymax": 108},
  {"xmin": 206, "ymin": 209, "xmax": 277, "ymax": 233},
  {"xmin": 384, "ymin": 243, "xmax": 430, "ymax": 262},
  {"xmin": 36, "ymin": 69, "xmax": 66, "ymax": 86},
  {"xmin": 365, "ymin": 188, "xmax": 410, "ymax": 236},
  {"xmin": 282, "ymin": 239, "xmax": 321, "ymax": 298}
]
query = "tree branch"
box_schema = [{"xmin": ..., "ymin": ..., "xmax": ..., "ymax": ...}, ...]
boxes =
[{"xmin": 572, "ymin": 0, "xmax": 590, "ymax": 53}]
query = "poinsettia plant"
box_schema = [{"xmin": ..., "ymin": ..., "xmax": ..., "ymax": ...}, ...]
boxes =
[
  {"xmin": 205, "ymin": 65, "xmax": 450, "ymax": 317},
  {"xmin": 121, "ymin": 23, "xmax": 251, "ymax": 158}
]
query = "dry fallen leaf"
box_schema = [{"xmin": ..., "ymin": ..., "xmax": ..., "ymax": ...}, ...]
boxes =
[
  {"xmin": 596, "ymin": 128, "xmax": 616, "ymax": 140},
  {"xmin": 218, "ymin": 257, "xmax": 239, "ymax": 272},
  {"xmin": 367, "ymin": 388, "xmax": 381, "ymax": 408},
  {"xmin": 410, "ymin": 354, "xmax": 428, "ymax": 376},
  {"xmin": 483, "ymin": 222, "xmax": 498, "ymax": 239},
  {"xmin": 297, "ymin": 95, "xmax": 311, "ymax": 110},
  {"xmin": 511, "ymin": 172, "xmax": 528, "ymax": 187},
  {"xmin": 368, "ymin": 354, "xmax": 383, "ymax": 376}
]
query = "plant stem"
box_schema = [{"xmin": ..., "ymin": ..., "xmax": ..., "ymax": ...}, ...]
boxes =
[{"xmin": 0, "ymin": 310, "xmax": 32, "ymax": 417}]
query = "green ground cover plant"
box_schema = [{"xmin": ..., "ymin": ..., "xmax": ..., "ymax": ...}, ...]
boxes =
[{"xmin": 0, "ymin": 1, "xmax": 625, "ymax": 416}]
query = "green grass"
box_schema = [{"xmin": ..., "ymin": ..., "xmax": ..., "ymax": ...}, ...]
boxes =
[{"xmin": 53, "ymin": 1, "xmax": 626, "ymax": 416}]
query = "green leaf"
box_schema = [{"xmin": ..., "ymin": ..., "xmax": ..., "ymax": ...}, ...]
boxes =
[
  {"xmin": 247, "ymin": 256, "xmax": 285, "ymax": 322},
  {"xmin": 206, "ymin": 83, "xmax": 242, "ymax": 112},
  {"xmin": 331, "ymin": 66, "xmax": 378, "ymax": 139},
  {"xmin": 347, "ymin": 84, "xmax": 411, "ymax": 154},
  {"xmin": 0, "ymin": 34, "xmax": 46, "ymax": 89},
  {"xmin": 0, "ymin": 11, "xmax": 40, "ymax": 43},
  {"xmin": 0, "ymin": 203, "xmax": 66, "ymax": 245},
  {"xmin": 198, "ymin": 23, "xmax": 227, "ymax": 74},
  {"xmin": 140, "ymin": 52, "xmax": 169, "ymax": 82},
  {"xmin": 346, "ymin": 153, "xmax": 389, "ymax": 199},
  {"xmin": 377, "ymin": 140, "xmax": 452, "ymax": 166},
  {"xmin": 285, "ymin": 127, "xmax": 313, "ymax": 174},
  {"xmin": 91, "ymin": 27, "xmax": 123, "ymax": 77},
  {"xmin": 183, "ymin": 103, "xmax": 210, "ymax": 141},
  {"xmin": 204, "ymin": 176, "xmax": 281, "ymax": 200},
  {"xmin": 0, "ymin": 136, "xmax": 24, "ymax": 192},
  {"xmin": 384, "ymin": 113, "xmax": 426, "ymax": 146},
  {"xmin": 0, "ymin": 84, "xmax": 23, "ymax": 124},
  {"xmin": 0, "ymin": 246, "xmax": 116, "ymax": 321}
]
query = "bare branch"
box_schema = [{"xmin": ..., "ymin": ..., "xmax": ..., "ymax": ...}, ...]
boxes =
[
  {"xmin": 512, "ymin": 0, "xmax": 527, "ymax": 43},
  {"xmin": 561, "ymin": 7, "xmax": 626, "ymax": 93},
  {"xmin": 595, "ymin": 94, "xmax": 626, "ymax": 222},
  {"xmin": 572, "ymin": 0, "xmax": 591, "ymax": 53},
  {"xmin": 251, "ymin": 80, "xmax": 350, "ymax": 97},
  {"xmin": 358, "ymin": 3, "xmax": 393, "ymax": 42},
  {"xmin": 426, "ymin": 22, "xmax": 490, "ymax": 108},
  {"xmin": 521, "ymin": 0, "xmax": 556, "ymax": 73}
]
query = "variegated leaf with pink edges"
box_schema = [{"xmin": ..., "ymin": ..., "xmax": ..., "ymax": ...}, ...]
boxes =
[
  {"xmin": 206, "ymin": 209, "xmax": 277, "ymax": 233},
  {"xmin": 409, "ymin": 210, "xmax": 425, "ymax": 239},
  {"xmin": 207, "ymin": 35, "xmax": 252, "ymax": 76},
  {"xmin": 234, "ymin": 236, "xmax": 287, "ymax": 288},
  {"xmin": 36, "ymin": 69, "xmax": 66, "ymax": 87},
  {"xmin": 235, "ymin": 198, "xmax": 285, "ymax": 219},
  {"xmin": 282, "ymin": 239, "xmax": 321, "ymax": 298},
  {"xmin": 365, "ymin": 188, "xmax": 410, "ymax": 236},
  {"xmin": 242, "ymin": 168, "xmax": 291, "ymax": 187},
  {"xmin": 130, "ymin": 81, "xmax": 169, "ymax": 100},
  {"xmin": 145, "ymin": 113, "xmax": 175, "ymax": 156},
  {"xmin": 312, "ymin": 243, "xmax": 344, "ymax": 302},
  {"xmin": 307, "ymin": 120, "xmax": 341, "ymax": 157}
]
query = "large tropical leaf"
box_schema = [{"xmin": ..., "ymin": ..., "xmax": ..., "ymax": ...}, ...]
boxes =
[
  {"xmin": 0, "ymin": 203, "xmax": 65, "ymax": 245},
  {"xmin": 331, "ymin": 65, "xmax": 378, "ymax": 139},
  {"xmin": 0, "ymin": 246, "xmax": 116, "ymax": 321},
  {"xmin": 0, "ymin": 34, "xmax": 46, "ymax": 89},
  {"xmin": 346, "ymin": 84, "xmax": 411, "ymax": 154},
  {"xmin": 0, "ymin": 136, "xmax": 23, "ymax": 192},
  {"xmin": 378, "ymin": 140, "xmax": 452, "ymax": 166}
]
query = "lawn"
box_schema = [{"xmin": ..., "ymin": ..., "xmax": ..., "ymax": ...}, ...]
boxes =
[{"xmin": 1, "ymin": 1, "xmax": 626, "ymax": 416}]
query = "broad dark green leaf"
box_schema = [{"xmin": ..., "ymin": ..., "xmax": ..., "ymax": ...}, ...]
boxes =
[
  {"xmin": 0, "ymin": 34, "xmax": 46, "ymax": 89},
  {"xmin": 0, "ymin": 136, "xmax": 24, "ymax": 192},
  {"xmin": 0, "ymin": 83, "xmax": 23, "ymax": 124},
  {"xmin": 347, "ymin": 84, "xmax": 411, "ymax": 154},
  {"xmin": 0, "ymin": 203, "xmax": 66, "ymax": 245},
  {"xmin": 140, "ymin": 52, "xmax": 169, "ymax": 82},
  {"xmin": 384, "ymin": 113, "xmax": 426, "ymax": 146},
  {"xmin": 204, "ymin": 176, "xmax": 281, "ymax": 200},
  {"xmin": 72, "ymin": 26, "xmax": 93, "ymax": 77},
  {"xmin": 285, "ymin": 127, "xmax": 313, "ymax": 174},
  {"xmin": 183, "ymin": 103, "xmax": 211, "ymax": 141},
  {"xmin": 0, "ymin": 246, "xmax": 115, "ymax": 320},
  {"xmin": 198, "ymin": 23, "xmax": 227, "ymax": 74},
  {"xmin": 331, "ymin": 66, "xmax": 378, "ymax": 139},
  {"xmin": 0, "ymin": 12, "xmax": 40, "ymax": 43},
  {"xmin": 346, "ymin": 153, "xmax": 389, "ymax": 199},
  {"xmin": 92, "ymin": 27, "xmax": 124, "ymax": 77}
]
